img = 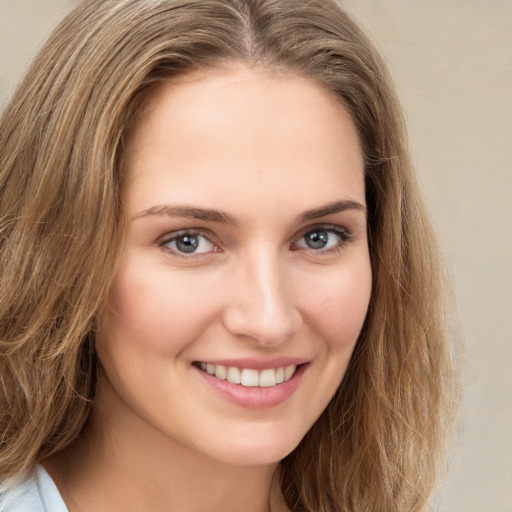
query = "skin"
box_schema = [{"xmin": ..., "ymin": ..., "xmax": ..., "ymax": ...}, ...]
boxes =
[{"xmin": 45, "ymin": 65, "xmax": 372, "ymax": 512}]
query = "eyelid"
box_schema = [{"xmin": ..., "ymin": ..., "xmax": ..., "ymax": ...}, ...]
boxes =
[
  {"xmin": 291, "ymin": 223, "xmax": 353, "ymax": 252},
  {"xmin": 157, "ymin": 223, "xmax": 354, "ymax": 259},
  {"xmin": 158, "ymin": 228, "xmax": 221, "ymax": 257}
]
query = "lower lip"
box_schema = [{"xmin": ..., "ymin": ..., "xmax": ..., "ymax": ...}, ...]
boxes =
[{"xmin": 193, "ymin": 364, "xmax": 307, "ymax": 409}]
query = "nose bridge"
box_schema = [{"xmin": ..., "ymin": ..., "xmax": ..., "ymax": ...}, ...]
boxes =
[{"xmin": 223, "ymin": 243, "xmax": 301, "ymax": 345}]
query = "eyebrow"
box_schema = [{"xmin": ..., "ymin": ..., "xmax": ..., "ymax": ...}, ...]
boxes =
[
  {"xmin": 132, "ymin": 199, "xmax": 366, "ymax": 224},
  {"xmin": 132, "ymin": 205, "xmax": 238, "ymax": 224},
  {"xmin": 297, "ymin": 200, "xmax": 367, "ymax": 223}
]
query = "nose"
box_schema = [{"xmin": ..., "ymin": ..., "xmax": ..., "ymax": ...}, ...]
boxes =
[{"xmin": 222, "ymin": 248, "xmax": 302, "ymax": 347}]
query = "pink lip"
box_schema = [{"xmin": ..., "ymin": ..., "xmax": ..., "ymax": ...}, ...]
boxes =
[
  {"xmin": 193, "ymin": 357, "xmax": 308, "ymax": 371},
  {"xmin": 193, "ymin": 362, "xmax": 308, "ymax": 409}
]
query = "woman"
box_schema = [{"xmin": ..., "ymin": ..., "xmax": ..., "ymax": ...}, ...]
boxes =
[{"xmin": 0, "ymin": 1, "xmax": 457, "ymax": 511}]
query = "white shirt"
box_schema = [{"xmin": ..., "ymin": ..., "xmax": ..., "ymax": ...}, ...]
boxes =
[{"xmin": 0, "ymin": 465, "xmax": 68, "ymax": 512}]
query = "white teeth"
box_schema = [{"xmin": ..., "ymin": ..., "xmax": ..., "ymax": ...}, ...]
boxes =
[
  {"xmin": 226, "ymin": 366, "xmax": 241, "ymax": 384},
  {"xmin": 215, "ymin": 365, "xmax": 227, "ymax": 380},
  {"xmin": 259, "ymin": 369, "xmax": 277, "ymax": 387},
  {"xmin": 241, "ymin": 369, "xmax": 259, "ymax": 387},
  {"xmin": 199, "ymin": 363, "xmax": 298, "ymax": 387},
  {"xmin": 284, "ymin": 365, "xmax": 296, "ymax": 381}
]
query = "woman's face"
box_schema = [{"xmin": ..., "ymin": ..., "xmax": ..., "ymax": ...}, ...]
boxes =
[{"xmin": 95, "ymin": 66, "xmax": 372, "ymax": 466}]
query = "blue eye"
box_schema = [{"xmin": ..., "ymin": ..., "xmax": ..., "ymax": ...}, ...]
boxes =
[
  {"xmin": 161, "ymin": 231, "xmax": 217, "ymax": 255},
  {"xmin": 294, "ymin": 227, "xmax": 350, "ymax": 252}
]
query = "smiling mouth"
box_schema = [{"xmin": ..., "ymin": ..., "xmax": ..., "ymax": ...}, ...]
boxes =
[{"xmin": 194, "ymin": 362, "xmax": 299, "ymax": 388}]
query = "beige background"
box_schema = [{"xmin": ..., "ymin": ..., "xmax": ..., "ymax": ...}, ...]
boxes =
[{"xmin": 1, "ymin": 1, "xmax": 511, "ymax": 510}]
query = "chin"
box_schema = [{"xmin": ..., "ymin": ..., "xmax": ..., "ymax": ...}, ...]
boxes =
[{"xmin": 204, "ymin": 426, "xmax": 306, "ymax": 467}]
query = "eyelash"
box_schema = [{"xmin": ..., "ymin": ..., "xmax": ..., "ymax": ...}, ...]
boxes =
[
  {"xmin": 291, "ymin": 225, "xmax": 353, "ymax": 254},
  {"xmin": 159, "ymin": 229, "xmax": 219, "ymax": 259},
  {"xmin": 159, "ymin": 224, "xmax": 353, "ymax": 258}
]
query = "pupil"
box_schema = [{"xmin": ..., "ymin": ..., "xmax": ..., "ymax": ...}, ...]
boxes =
[
  {"xmin": 176, "ymin": 235, "xmax": 199, "ymax": 253},
  {"xmin": 306, "ymin": 231, "xmax": 328, "ymax": 249}
]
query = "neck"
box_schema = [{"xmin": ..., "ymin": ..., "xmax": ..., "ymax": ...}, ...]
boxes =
[{"xmin": 43, "ymin": 378, "xmax": 288, "ymax": 512}]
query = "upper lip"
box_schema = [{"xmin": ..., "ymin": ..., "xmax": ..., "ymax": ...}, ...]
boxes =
[{"xmin": 193, "ymin": 357, "xmax": 309, "ymax": 371}]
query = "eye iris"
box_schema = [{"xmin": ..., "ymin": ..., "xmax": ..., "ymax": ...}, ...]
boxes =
[
  {"xmin": 176, "ymin": 235, "xmax": 199, "ymax": 253},
  {"xmin": 306, "ymin": 230, "xmax": 329, "ymax": 249}
]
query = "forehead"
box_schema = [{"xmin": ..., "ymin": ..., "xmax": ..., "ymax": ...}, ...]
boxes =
[{"xmin": 122, "ymin": 65, "xmax": 365, "ymax": 216}]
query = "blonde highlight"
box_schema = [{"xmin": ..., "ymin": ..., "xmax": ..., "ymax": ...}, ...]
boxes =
[{"xmin": 0, "ymin": 1, "xmax": 458, "ymax": 510}]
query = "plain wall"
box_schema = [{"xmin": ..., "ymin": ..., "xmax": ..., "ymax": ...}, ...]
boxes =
[{"xmin": 1, "ymin": 1, "xmax": 511, "ymax": 511}]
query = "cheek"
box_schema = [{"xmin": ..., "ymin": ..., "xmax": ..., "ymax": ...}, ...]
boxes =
[
  {"xmin": 97, "ymin": 260, "xmax": 220, "ymax": 357},
  {"xmin": 280, "ymin": 258, "xmax": 372, "ymax": 435},
  {"xmin": 300, "ymin": 259, "xmax": 372, "ymax": 351}
]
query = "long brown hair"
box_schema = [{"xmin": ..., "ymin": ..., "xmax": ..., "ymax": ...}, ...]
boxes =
[{"xmin": 0, "ymin": 1, "xmax": 458, "ymax": 510}]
